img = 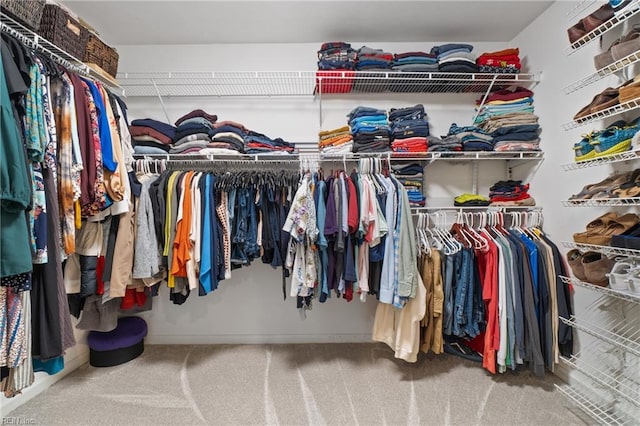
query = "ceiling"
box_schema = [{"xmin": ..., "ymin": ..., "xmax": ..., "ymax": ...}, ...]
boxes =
[{"xmin": 60, "ymin": 0, "xmax": 554, "ymax": 46}]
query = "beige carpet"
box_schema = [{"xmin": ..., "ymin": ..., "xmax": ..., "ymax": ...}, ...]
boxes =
[{"xmin": 7, "ymin": 343, "xmax": 587, "ymax": 425}]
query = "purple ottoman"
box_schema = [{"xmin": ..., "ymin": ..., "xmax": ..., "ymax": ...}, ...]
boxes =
[{"xmin": 87, "ymin": 317, "xmax": 147, "ymax": 367}]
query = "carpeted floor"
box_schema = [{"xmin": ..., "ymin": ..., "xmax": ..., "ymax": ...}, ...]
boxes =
[{"xmin": 7, "ymin": 343, "xmax": 588, "ymax": 425}]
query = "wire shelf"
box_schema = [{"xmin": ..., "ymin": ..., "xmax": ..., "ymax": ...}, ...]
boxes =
[
  {"xmin": 564, "ymin": 50, "xmax": 640, "ymax": 94},
  {"xmin": 562, "ymin": 241, "xmax": 640, "ymax": 258},
  {"xmin": 411, "ymin": 206, "xmax": 541, "ymax": 212},
  {"xmin": 563, "ymin": 96, "xmax": 640, "ymax": 130},
  {"xmin": 321, "ymin": 151, "xmax": 543, "ymax": 162},
  {"xmin": 566, "ymin": 0, "xmax": 599, "ymax": 20},
  {"xmin": 561, "ymin": 149, "xmax": 640, "ymax": 171},
  {"xmin": 568, "ymin": 1, "xmax": 640, "ymax": 54},
  {"xmin": 560, "ymin": 315, "xmax": 640, "ymax": 357},
  {"xmin": 562, "ymin": 197, "xmax": 640, "ymax": 207},
  {"xmin": 560, "ymin": 275, "xmax": 640, "ymax": 303},
  {"xmin": 560, "ymin": 353, "xmax": 640, "ymax": 408},
  {"xmin": 0, "ymin": 12, "xmax": 120, "ymax": 92},
  {"xmin": 555, "ymin": 384, "xmax": 629, "ymax": 426},
  {"xmin": 116, "ymin": 71, "xmax": 540, "ymax": 98}
]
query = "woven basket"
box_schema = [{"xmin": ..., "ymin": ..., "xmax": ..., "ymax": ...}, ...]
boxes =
[
  {"xmin": 84, "ymin": 32, "xmax": 119, "ymax": 77},
  {"xmin": 0, "ymin": 0, "xmax": 46, "ymax": 31},
  {"xmin": 37, "ymin": 3, "xmax": 88, "ymax": 60}
]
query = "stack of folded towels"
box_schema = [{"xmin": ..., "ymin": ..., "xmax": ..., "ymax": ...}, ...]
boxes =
[
  {"xmin": 348, "ymin": 106, "xmax": 391, "ymax": 153},
  {"xmin": 446, "ymin": 123, "xmax": 494, "ymax": 151},
  {"xmin": 426, "ymin": 134, "xmax": 463, "ymax": 152},
  {"xmin": 391, "ymin": 51, "xmax": 438, "ymax": 72},
  {"xmin": 454, "ymin": 193, "xmax": 491, "ymax": 207},
  {"xmin": 474, "ymin": 87, "xmax": 540, "ymax": 152},
  {"xmin": 389, "ymin": 104, "xmax": 429, "ymax": 153},
  {"xmin": 356, "ymin": 46, "xmax": 393, "ymax": 70},
  {"xmin": 392, "ymin": 163, "xmax": 426, "ymax": 207},
  {"xmin": 318, "ymin": 125, "xmax": 353, "ymax": 154},
  {"xmin": 130, "ymin": 118, "xmax": 176, "ymax": 154},
  {"xmin": 489, "ymin": 180, "xmax": 536, "ymax": 206},
  {"xmin": 244, "ymin": 130, "xmax": 296, "ymax": 155},
  {"xmin": 432, "ymin": 43, "xmax": 479, "ymax": 73},
  {"xmin": 476, "ymin": 48, "xmax": 522, "ymax": 74},
  {"xmin": 317, "ymin": 41, "xmax": 357, "ymax": 70},
  {"xmin": 171, "ymin": 111, "xmax": 216, "ymax": 154}
]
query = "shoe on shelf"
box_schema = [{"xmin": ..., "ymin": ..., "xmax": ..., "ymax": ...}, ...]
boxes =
[
  {"xmin": 574, "ymin": 87, "xmax": 619, "ymax": 120},
  {"xmin": 583, "ymin": 3, "xmax": 616, "ymax": 32},
  {"xmin": 573, "ymin": 211, "xmax": 619, "ymax": 242},
  {"xmin": 627, "ymin": 269, "xmax": 640, "ymax": 294},
  {"xmin": 607, "ymin": 260, "xmax": 632, "ymax": 291},
  {"xmin": 567, "ymin": 249, "xmax": 588, "ymax": 281},
  {"xmin": 568, "ymin": 21, "xmax": 587, "ymax": 44},
  {"xmin": 573, "ymin": 135, "xmax": 597, "ymax": 162},
  {"xmin": 611, "ymin": 222, "xmax": 640, "ymax": 249},
  {"xmin": 618, "ymin": 75, "xmax": 640, "ymax": 104},
  {"xmin": 610, "ymin": 0, "xmax": 633, "ymax": 12},
  {"xmin": 611, "ymin": 24, "xmax": 640, "ymax": 61},
  {"xmin": 591, "ymin": 124, "xmax": 636, "ymax": 157},
  {"xmin": 581, "ymin": 251, "xmax": 615, "ymax": 286},
  {"xmin": 613, "ymin": 168, "xmax": 640, "ymax": 197},
  {"xmin": 585, "ymin": 212, "xmax": 640, "ymax": 245}
]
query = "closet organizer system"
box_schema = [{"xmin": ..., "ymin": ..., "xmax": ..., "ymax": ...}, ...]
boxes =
[
  {"xmin": 0, "ymin": 8, "xmax": 569, "ymax": 396},
  {"xmin": 0, "ymin": 12, "xmax": 124, "ymax": 396},
  {"xmin": 559, "ymin": 2, "xmax": 640, "ymax": 424}
]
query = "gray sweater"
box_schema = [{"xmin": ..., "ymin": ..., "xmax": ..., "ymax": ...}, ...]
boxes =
[{"xmin": 132, "ymin": 175, "xmax": 161, "ymax": 279}]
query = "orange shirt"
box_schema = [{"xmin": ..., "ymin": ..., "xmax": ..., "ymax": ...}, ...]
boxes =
[{"xmin": 171, "ymin": 171, "xmax": 194, "ymax": 277}]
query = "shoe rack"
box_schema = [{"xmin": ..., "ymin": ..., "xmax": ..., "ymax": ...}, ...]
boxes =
[{"xmin": 559, "ymin": 4, "xmax": 640, "ymax": 422}]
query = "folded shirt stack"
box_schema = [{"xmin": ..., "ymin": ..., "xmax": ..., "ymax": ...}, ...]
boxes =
[
  {"xmin": 130, "ymin": 118, "xmax": 177, "ymax": 154},
  {"xmin": 356, "ymin": 46, "xmax": 393, "ymax": 70},
  {"xmin": 210, "ymin": 121, "xmax": 248, "ymax": 153},
  {"xmin": 244, "ymin": 130, "xmax": 296, "ymax": 154},
  {"xmin": 391, "ymin": 51, "xmax": 439, "ymax": 72},
  {"xmin": 389, "ymin": 104, "xmax": 429, "ymax": 153},
  {"xmin": 392, "ymin": 163, "xmax": 426, "ymax": 207},
  {"xmin": 171, "ymin": 119, "xmax": 213, "ymax": 154},
  {"xmin": 427, "ymin": 135, "xmax": 463, "ymax": 152},
  {"xmin": 474, "ymin": 87, "xmax": 541, "ymax": 152},
  {"xmin": 319, "ymin": 125, "xmax": 353, "ymax": 154},
  {"xmin": 348, "ymin": 106, "xmax": 391, "ymax": 153},
  {"xmin": 489, "ymin": 180, "xmax": 536, "ymax": 206},
  {"xmin": 454, "ymin": 193, "xmax": 491, "ymax": 207},
  {"xmin": 476, "ymin": 48, "xmax": 522, "ymax": 74},
  {"xmin": 432, "ymin": 43, "xmax": 479, "ymax": 73},
  {"xmin": 446, "ymin": 123, "xmax": 494, "ymax": 151},
  {"xmin": 318, "ymin": 41, "xmax": 357, "ymax": 70}
]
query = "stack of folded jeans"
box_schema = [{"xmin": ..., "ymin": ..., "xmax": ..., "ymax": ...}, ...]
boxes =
[
  {"xmin": 489, "ymin": 180, "xmax": 536, "ymax": 206},
  {"xmin": 356, "ymin": 46, "xmax": 393, "ymax": 70},
  {"xmin": 432, "ymin": 43, "xmax": 479, "ymax": 73},
  {"xmin": 446, "ymin": 123, "xmax": 494, "ymax": 151},
  {"xmin": 476, "ymin": 48, "xmax": 522, "ymax": 74},
  {"xmin": 319, "ymin": 125, "xmax": 353, "ymax": 154},
  {"xmin": 392, "ymin": 163, "xmax": 426, "ymax": 207},
  {"xmin": 209, "ymin": 121, "xmax": 247, "ymax": 153},
  {"xmin": 171, "ymin": 117, "xmax": 214, "ymax": 154},
  {"xmin": 389, "ymin": 104, "xmax": 429, "ymax": 153},
  {"xmin": 454, "ymin": 193, "xmax": 491, "ymax": 207},
  {"xmin": 391, "ymin": 51, "xmax": 438, "ymax": 72},
  {"xmin": 244, "ymin": 130, "xmax": 296, "ymax": 154},
  {"xmin": 427, "ymin": 135, "xmax": 463, "ymax": 152},
  {"xmin": 130, "ymin": 118, "xmax": 177, "ymax": 154},
  {"xmin": 348, "ymin": 106, "xmax": 391, "ymax": 153},
  {"xmin": 474, "ymin": 87, "xmax": 540, "ymax": 152},
  {"xmin": 317, "ymin": 41, "xmax": 357, "ymax": 70}
]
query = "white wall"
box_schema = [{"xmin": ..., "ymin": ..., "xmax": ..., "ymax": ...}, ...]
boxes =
[
  {"xmin": 114, "ymin": 40, "xmax": 537, "ymax": 344},
  {"xmin": 511, "ymin": 1, "xmax": 640, "ymax": 418}
]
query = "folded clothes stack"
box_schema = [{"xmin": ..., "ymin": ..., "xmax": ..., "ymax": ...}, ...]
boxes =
[
  {"xmin": 432, "ymin": 43, "xmax": 479, "ymax": 73},
  {"xmin": 392, "ymin": 163, "xmax": 426, "ymax": 207},
  {"xmin": 130, "ymin": 118, "xmax": 176, "ymax": 154},
  {"xmin": 319, "ymin": 125, "xmax": 353, "ymax": 154},
  {"xmin": 454, "ymin": 193, "xmax": 491, "ymax": 207},
  {"xmin": 446, "ymin": 123, "xmax": 494, "ymax": 151},
  {"xmin": 474, "ymin": 87, "xmax": 540, "ymax": 152},
  {"xmin": 489, "ymin": 180, "xmax": 536, "ymax": 206},
  {"xmin": 356, "ymin": 46, "xmax": 393, "ymax": 70},
  {"xmin": 244, "ymin": 130, "xmax": 296, "ymax": 154},
  {"xmin": 476, "ymin": 48, "xmax": 521, "ymax": 74},
  {"xmin": 209, "ymin": 120, "xmax": 248, "ymax": 154},
  {"xmin": 348, "ymin": 106, "xmax": 391, "ymax": 153},
  {"xmin": 318, "ymin": 41, "xmax": 357, "ymax": 70},
  {"xmin": 171, "ymin": 117, "xmax": 214, "ymax": 155},
  {"xmin": 389, "ymin": 104, "xmax": 428, "ymax": 153},
  {"xmin": 427, "ymin": 135, "xmax": 463, "ymax": 152},
  {"xmin": 391, "ymin": 51, "xmax": 438, "ymax": 72}
]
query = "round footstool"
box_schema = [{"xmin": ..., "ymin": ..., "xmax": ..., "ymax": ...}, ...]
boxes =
[{"xmin": 87, "ymin": 316, "xmax": 147, "ymax": 367}]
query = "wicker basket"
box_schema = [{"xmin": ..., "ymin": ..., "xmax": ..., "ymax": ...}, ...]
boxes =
[
  {"xmin": 83, "ymin": 32, "xmax": 119, "ymax": 78},
  {"xmin": 0, "ymin": 0, "xmax": 46, "ymax": 31},
  {"xmin": 37, "ymin": 3, "xmax": 88, "ymax": 60}
]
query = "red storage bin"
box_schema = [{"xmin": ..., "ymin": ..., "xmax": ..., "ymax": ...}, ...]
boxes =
[{"xmin": 315, "ymin": 70, "xmax": 354, "ymax": 94}]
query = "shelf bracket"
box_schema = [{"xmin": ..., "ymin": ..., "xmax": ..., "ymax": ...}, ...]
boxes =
[
  {"xmin": 152, "ymin": 79, "xmax": 171, "ymax": 124},
  {"xmin": 472, "ymin": 160, "xmax": 479, "ymax": 195},
  {"xmin": 318, "ymin": 78, "xmax": 323, "ymax": 128},
  {"xmin": 473, "ymin": 75, "xmax": 498, "ymax": 123}
]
